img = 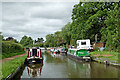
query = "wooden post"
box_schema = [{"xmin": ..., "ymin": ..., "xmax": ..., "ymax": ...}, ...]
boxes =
[
  {"xmin": 95, "ymin": 34, "xmax": 98, "ymax": 42},
  {"xmin": 95, "ymin": 34, "xmax": 98, "ymax": 51}
]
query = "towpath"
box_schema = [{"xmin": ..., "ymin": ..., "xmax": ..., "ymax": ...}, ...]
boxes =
[{"xmin": 0, "ymin": 53, "xmax": 26, "ymax": 63}]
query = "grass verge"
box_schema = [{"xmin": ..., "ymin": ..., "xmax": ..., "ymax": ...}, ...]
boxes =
[
  {"xmin": 90, "ymin": 51, "xmax": 119, "ymax": 62},
  {"xmin": 0, "ymin": 52, "xmax": 25, "ymax": 60},
  {"xmin": 1, "ymin": 54, "xmax": 27, "ymax": 79}
]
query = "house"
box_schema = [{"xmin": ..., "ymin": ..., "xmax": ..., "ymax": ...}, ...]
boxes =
[{"xmin": 92, "ymin": 42, "xmax": 105, "ymax": 49}]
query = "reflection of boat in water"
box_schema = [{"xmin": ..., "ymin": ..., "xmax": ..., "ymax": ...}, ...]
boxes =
[
  {"xmin": 50, "ymin": 53, "xmax": 61, "ymax": 58},
  {"xmin": 26, "ymin": 63, "xmax": 43, "ymax": 77}
]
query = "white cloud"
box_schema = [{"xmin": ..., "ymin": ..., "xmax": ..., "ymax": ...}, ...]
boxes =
[
  {"xmin": 30, "ymin": 3, "xmax": 72, "ymax": 19},
  {"xmin": 1, "ymin": 2, "xmax": 78, "ymax": 41}
]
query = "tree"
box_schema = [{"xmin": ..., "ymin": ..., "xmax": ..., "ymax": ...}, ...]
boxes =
[
  {"xmin": 25, "ymin": 37, "xmax": 33, "ymax": 46},
  {"xmin": 45, "ymin": 34, "xmax": 54, "ymax": 47},
  {"xmin": 61, "ymin": 22, "xmax": 71, "ymax": 45},
  {"xmin": 20, "ymin": 36, "xmax": 33, "ymax": 46},
  {"xmin": 20, "ymin": 35, "xmax": 27, "ymax": 45},
  {"xmin": 54, "ymin": 31, "xmax": 63, "ymax": 46},
  {"xmin": 101, "ymin": 3, "xmax": 120, "ymax": 52}
]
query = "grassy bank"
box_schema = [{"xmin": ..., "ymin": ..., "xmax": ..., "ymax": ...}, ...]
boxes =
[
  {"xmin": 2, "ymin": 54, "xmax": 27, "ymax": 79},
  {"xmin": 90, "ymin": 51, "xmax": 119, "ymax": 62},
  {"xmin": 0, "ymin": 52, "xmax": 25, "ymax": 60}
]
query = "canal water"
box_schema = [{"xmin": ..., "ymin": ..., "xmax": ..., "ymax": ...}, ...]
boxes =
[{"xmin": 19, "ymin": 51, "xmax": 119, "ymax": 79}]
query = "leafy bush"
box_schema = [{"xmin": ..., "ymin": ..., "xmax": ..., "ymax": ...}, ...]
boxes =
[{"xmin": 2, "ymin": 41, "xmax": 24, "ymax": 54}]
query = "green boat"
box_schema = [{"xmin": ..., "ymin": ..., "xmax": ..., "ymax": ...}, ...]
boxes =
[
  {"xmin": 68, "ymin": 49, "xmax": 90, "ymax": 56},
  {"xmin": 67, "ymin": 39, "xmax": 92, "ymax": 61},
  {"xmin": 67, "ymin": 49, "xmax": 91, "ymax": 61}
]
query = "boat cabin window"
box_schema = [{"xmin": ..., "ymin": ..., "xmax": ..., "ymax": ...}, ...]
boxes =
[
  {"xmin": 90, "ymin": 45, "xmax": 93, "ymax": 47},
  {"xmin": 32, "ymin": 49, "xmax": 37, "ymax": 56},
  {"xmin": 81, "ymin": 42, "xmax": 86, "ymax": 45}
]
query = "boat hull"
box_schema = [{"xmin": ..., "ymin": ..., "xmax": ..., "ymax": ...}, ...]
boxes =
[{"xmin": 67, "ymin": 53, "xmax": 92, "ymax": 62}]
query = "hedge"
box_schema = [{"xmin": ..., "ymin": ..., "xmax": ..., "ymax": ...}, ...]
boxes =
[{"xmin": 2, "ymin": 41, "xmax": 24, "ymax": 54}]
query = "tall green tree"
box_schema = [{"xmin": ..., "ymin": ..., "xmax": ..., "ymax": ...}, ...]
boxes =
[
  {"xmin": 101, "ymin": 3, "xmax": 120, "ymax": 51},
  {"xmin": 54, "ymin": 31, "xmax": 63, "ymax": 46},
  {"xmin": 45, "ymin": 34, "xmax": 54, "ymax": 47},
  {"xmin": 20, "ymin": 36, "xmax": 33, "ymax": 46},
  {"xmin": 61, "ymin": 22, "xmax": 71, "ymax": 45},
  {"xmin": 69, "ymin": 2, "xmax": 119, "ymax": 48},
  {"xmin": 20, "ymin": 35, "xmax": 27, "ymax": 45}
]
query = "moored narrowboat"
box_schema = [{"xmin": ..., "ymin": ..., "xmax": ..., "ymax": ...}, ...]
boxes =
[
  {"xmin": 25, "ymin": 47, "xmax": 43, "ymax": 64},
  {"xmin": 50, "ymin": 47, "xmax": 55, "ymax": 52},
  {"xmin": 50, "ymin": 47, "xmax": 60, "ymax": 54},
  {"xmin": 67, "ymin": 39, "xmax": 92, "ymax": 61},
  {"xmin": 60, "ymin": 48, "xmax": 67, "ymax": 56},
  {"xmin": 67, "ymin": 49, "xmax": 91, "ymax": 61}
]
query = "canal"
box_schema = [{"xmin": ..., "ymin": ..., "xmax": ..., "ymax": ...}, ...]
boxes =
[{"xmin": 18, "ymin": 51, "xmax": 119, "ymax": 79}]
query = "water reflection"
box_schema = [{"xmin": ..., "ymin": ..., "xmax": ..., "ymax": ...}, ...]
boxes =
[
  {"xmin": 66, "ymin": 58, "xmax": 91, "ymax": 78},
  {"xmin": 90, "ymin": 62, "xmax": 118, "ymax": 78},
  {"xmin": 20, "ymin": 51, "xmax": 119, "ymax": 78},
  {"xmin": 26, "ymin": 64, "xmax": 43, "ymax": 77},
  {"xmin": 45, "ymin": 53, "xmax": 63, "ymax": 63}
]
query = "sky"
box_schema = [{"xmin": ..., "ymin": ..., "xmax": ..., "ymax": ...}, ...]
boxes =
[{"xmin": 1, "ymin": 1, "xmax": 79, "ymax": 41}]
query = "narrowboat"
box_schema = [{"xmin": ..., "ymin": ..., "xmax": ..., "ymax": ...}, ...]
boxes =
[
  {"xmin": 67, "ymin": 39, "xmax": 92, "ymax": 61},
  {"xmin": 47, "ymin": 47, "xmax": 51, "ymax": 51},
  {"xmin": 53, "ymin": 49, "xmax": 60, "ymax": 54},
  {"xmin": 60, "ymin": 48, "xmax": 66, "ymax": 53},
  {"xmin": 50, "ymin": 47, "xmax": 60, "ymax": 54},
  {"xmin": 50, "ymin": 47, "xmax": 55, "ymax": 52},
  {"xmin": 59, "ymin": 48, "xmax": 67, "ymax": 56},
  {"xmin": 25, "ymin": 47, "xmax": 43, "ymax": 64}
]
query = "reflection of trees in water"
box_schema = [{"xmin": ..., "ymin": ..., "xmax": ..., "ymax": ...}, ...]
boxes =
[
  {"xmin": 27, "ymin": 64, "xmax": 43, "ymax": 78},
  {"xmin": 90, "ymin": 62, "xmax": 118, "ymax": 78},
  {"xmin": 66, "ymin": 58, "xmax": 91, "ymax": 78},
  {"xmin": 45, "ymin": 53, "xmax": 63, "ymax": 63}
]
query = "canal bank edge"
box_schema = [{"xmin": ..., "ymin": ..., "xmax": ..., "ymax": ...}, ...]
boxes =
[
  {"xmin": 92, "ymin": 57, "xmax": 120, "ymax": 67},
  {"xmin": 66, "ymin": 52, "xmax": 120, "ymax": 67},
  {"xmin": 5, "ymin": 64, "xmax": 25, "ymax": 80}
]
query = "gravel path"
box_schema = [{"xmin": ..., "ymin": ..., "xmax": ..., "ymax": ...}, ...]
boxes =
[{"xmin": 0, "ymin": 53, "xmax": 27, "ymax": 63}]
